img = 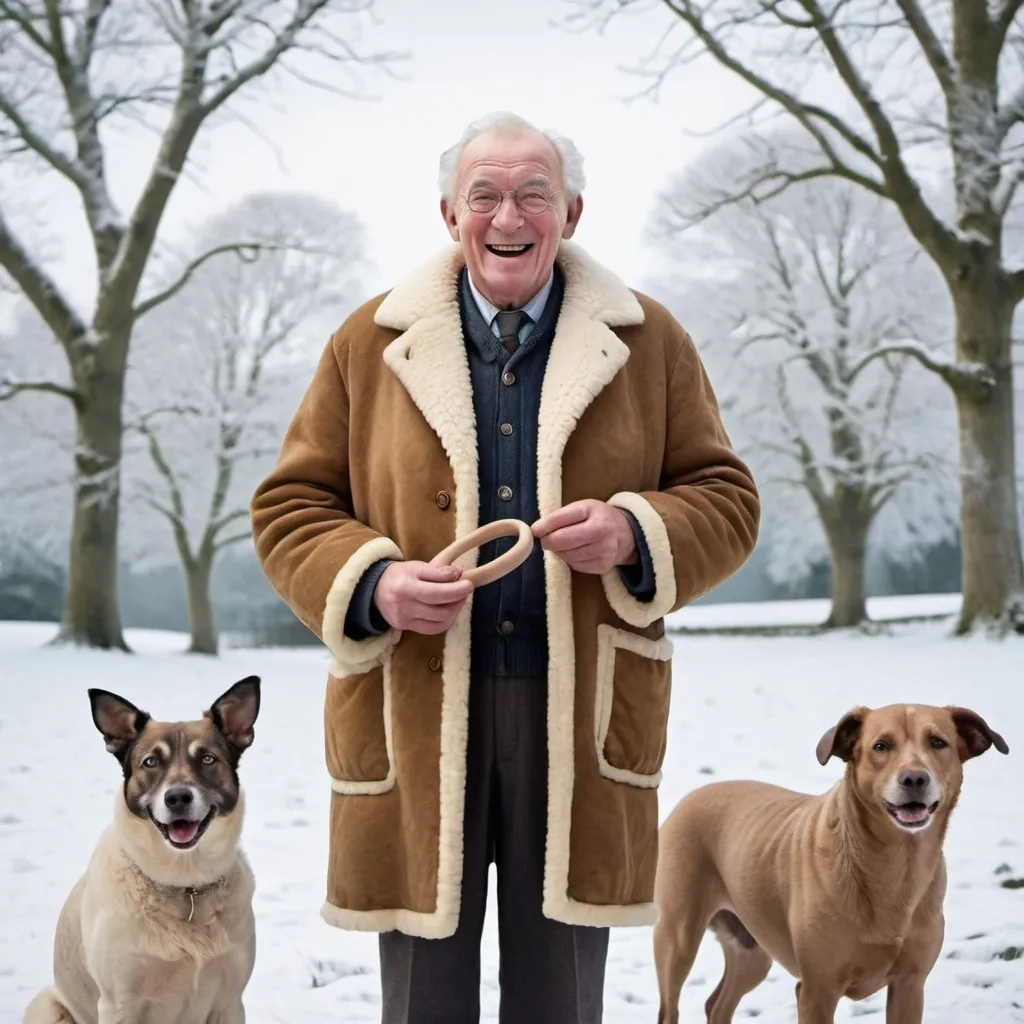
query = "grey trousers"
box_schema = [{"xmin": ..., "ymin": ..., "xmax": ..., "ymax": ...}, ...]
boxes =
[{"xmin": 379, "ymin": 673, "xmax": 609, "ymax": 1024}]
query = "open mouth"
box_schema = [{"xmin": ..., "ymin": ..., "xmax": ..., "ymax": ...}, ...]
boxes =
[
  {"xmin": 884, "ymin": 800, "xmax": 939, "ymax": 830},
  {"xmin": 485, "ymin": 243, "xmax": 533, "ymax": 258},
  {"xmin": 147, "ymin": 806, "xmax": 216, "ymax": 850}
]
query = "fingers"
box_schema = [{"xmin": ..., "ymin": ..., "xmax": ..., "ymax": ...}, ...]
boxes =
[
  {"xmin": 538, "ymin": 521, "xmax": 593, "ymax": 553},
  {"xmin": 532, "ymin": 501, "xmax": 591, "ymax": 538}
]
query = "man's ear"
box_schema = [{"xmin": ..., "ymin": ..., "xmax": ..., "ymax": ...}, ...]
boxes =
[
  {"xmin": 440, "ymin": 196, "xmax": 460, "ymax": 241},
  {"xmin": 815, "ymin": 707, "xmax": 867, "ymax": 766},
  {"xmin": 89, "ymin": 689, "xmax": 150, "ymax": 765},
  {"xmin": 561, "ymin": 194, "xmax": 584, "ymax": 240}
]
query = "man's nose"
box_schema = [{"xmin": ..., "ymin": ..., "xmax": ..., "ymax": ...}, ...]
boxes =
[{"xmin": 491, "ymin": 195, "xmax": 524, "ymax": 231}]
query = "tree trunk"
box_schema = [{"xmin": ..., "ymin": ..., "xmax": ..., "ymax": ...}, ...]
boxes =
[
  {"xmin": 53, "ymin": 351, "xmax": 128, "ymax": 650},
  {"xmin": 950, "ymin": 277, "xmax": 1024, "ymax": 633},
  {"xmin": 185, "ymin": 556, "xmax": 218, "ymax": 655},
  {"xmin": 824, "ymin": 524, "xmax": 869, "ymax": 628}
]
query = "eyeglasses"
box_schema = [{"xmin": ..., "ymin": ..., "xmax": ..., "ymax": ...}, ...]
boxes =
[{"xmin": 459, "ymin": 185, "xmax": 562, "ymax": 216}]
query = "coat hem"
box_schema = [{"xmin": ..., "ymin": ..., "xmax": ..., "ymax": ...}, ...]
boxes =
[
  {"xmin": 320, "ymin": 899, "xmax": 458, "ymax": 939},
  {"xmin": 541, "ymin": 895, "xmax": 658, "ymax": 928}
]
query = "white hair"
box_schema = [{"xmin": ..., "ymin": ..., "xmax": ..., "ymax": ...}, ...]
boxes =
[{"xmin": 437, "ymin": 111, "xmax": 586, "ymax": 202}]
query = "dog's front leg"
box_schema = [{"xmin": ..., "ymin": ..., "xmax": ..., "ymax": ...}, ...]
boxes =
[
  {"xmin": 885, "ymin": 975, "xmax": 925, "ymax": 1024},
  {"xmin": 96, "ymin": 995, "xmax": 140, "ymax": 1024},
  {"xmin": 207, "ymin": 1002, "xmax": 245, "ymax": 1024},
  {"xmin": 795, "ymin": 979, "xmax": 841, "ymax": 1023}
]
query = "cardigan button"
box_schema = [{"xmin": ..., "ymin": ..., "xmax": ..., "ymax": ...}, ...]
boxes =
[
  {"xmin": 498, "ymin": 485, "xmax": 513, "ymax": 502},
  {"xmin": 499, "ymin": 422, "xmax": 513, "ymax": 436},
  {"xmin": 501, "ymin": 370, "xmax": 515, "ymax": 386},
  {"xmin": 435, "ymin": 490, "xmax": 451, "ymax": 510},
  {"xmin": 428, "ymin": 655, "xmax": 442, "ymax": 672}
]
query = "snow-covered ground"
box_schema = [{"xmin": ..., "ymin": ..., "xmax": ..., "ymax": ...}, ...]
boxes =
[{"xmin": 2, "ymin": 602, "xmax": 1022, "ymax": 1023}]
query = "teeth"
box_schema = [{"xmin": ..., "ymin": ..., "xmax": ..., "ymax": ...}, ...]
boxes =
[{"xmin": 490, "ymin": 244, "xmax": 528, "ymax": 251}]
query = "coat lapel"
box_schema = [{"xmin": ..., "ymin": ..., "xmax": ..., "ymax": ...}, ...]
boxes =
[{"xmin": 375, "ymin": 240, "xmax": 645, "ymax": 526}]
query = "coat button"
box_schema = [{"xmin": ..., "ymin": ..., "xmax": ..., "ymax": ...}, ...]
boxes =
[
  {"xmin": 435, "ymin": 490, "xmax": 451, "ymax": 509},
  {"xmin": 498, "ymin": 620, "xmax": 515, "ymax": 636},
  {"xmin": 502, "ymin": 370, "xmax": 515, "ymax": 386},
  {"xmin": 498, "ymin": 485, "xmax": 513, "ymax": 501},
  {"xmin": 428, "ymin": 655, "xmax": 442, "ymax": 672},
  {"xmin": 500, "ymin": 422, "xmax": 513, "ymax": 436}
]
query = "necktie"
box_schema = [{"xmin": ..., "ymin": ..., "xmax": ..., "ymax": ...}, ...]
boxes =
[{"xmin": 495, "ymin": 309, "xmax": 530, "ymax": 355}]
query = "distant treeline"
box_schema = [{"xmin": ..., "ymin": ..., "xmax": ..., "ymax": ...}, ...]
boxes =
[{"xmin": 0, "ymin": 536, "xmax": 961, "ymax": 648}]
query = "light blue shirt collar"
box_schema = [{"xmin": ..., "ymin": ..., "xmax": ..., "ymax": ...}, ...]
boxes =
[{"xmin": 466, "ymin": 270, "xmax": 555, "ymax": 339}]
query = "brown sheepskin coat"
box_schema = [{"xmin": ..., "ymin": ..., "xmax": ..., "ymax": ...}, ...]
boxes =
[{"xmin": 250, "ymin": 241, "xmax": 760, "ymax": 938}]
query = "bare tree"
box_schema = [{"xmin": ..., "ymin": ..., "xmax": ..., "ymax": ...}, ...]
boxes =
[
  {"xmin": 123, "ymin": 191, "xmax": 364, "ymax": 654},
  {"xmin": 570, "ymin": 0, "xmax": 1024, "ymax": 632},
  {"xmin": 654, "ymin": 155, "xmax": 958, "ymax": 625},
  {"xmin": 0, "ymin": 1, "xmax": 399, "ymax": 649}
]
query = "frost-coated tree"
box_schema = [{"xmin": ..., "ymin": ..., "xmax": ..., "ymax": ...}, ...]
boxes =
[
  {"xmin": 654, "ymin": 153, "xmax": 959, "ymax": 625},
  {"xmin": 570, "ymin": 0, "xmax": 1024, "ymax": 633},
  {"xmin": 124, "ymin": 192, "xmax": 365, "ymax": 654},
  {"xmin": 0, "ymin": 1, "xmax": 397, "ymax": 649}
]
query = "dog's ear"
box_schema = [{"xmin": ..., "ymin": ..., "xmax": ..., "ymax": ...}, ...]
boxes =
[
  {"xmin": 208, "ymin": 676, "xmax": 261, "ymax": 753},
  {"xmin": 815, "ymin": 708, "xmax": 867, "ymax": 766},
  {"xmin": 947, "ymin": 706, "xmax": 1009, "ymax": 761},
  {"xmin": 89, "ymin": 689, "xmax": 150, "ymax": 764}
]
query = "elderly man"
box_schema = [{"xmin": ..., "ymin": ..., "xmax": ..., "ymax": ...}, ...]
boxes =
[{"xmin": 250, "ymin": 111, "xmax": 759, "ymax": 1023}]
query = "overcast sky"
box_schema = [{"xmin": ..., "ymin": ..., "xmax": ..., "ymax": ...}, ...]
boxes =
[{"xmin": 2, "ymin": 0, "xmax": 762, "ymax": 324}]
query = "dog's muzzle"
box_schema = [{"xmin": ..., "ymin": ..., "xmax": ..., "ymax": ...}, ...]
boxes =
[
  {"xmin": 883, "ymin": 769, "xmax": 941, "ymax": 831},
  {"xmin": 147, "ymin": 786, "xmax": 217, "ymax": 849}
]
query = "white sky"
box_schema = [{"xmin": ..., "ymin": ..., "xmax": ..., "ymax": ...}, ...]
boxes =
[{"xmin": 1, "ymin": 0, "xmax": 761, "ymax": 321}]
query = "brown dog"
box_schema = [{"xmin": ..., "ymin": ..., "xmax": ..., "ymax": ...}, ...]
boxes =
[{"xmin": 653, "ymin": 703, "xmax": 1008, "ymax": 1024}]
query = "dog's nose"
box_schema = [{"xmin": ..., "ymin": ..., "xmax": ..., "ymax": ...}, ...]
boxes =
[
  {"xmin": 899, "ymin": 769, "xmax": 931, "ymax": 791},
  {"xmin": 164, "ymin": 787, "xmax": 194, "ymax": 811}
]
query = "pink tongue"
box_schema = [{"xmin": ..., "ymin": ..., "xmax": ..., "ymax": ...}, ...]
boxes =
[
  {"xmin": 897, "ymin": 805, "xmax": 929, "ymax": 824},
  {"xmin": 168, "ymin": 820, "xmax": 200, "ymax": 844}
]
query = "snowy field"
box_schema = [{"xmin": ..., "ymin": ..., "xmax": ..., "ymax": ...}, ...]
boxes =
[{"xmin": 2, "ymin": 600, "xmax": 1023, "ymax": 1023}]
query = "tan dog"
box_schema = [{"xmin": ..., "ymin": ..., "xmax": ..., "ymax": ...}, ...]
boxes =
[
  {"xmin": 653, "ymin": 703, "xmax": 1008, "ymax": 1024},
  {"xmin": 23, "ymin": 678, "xmax": 261, "ymax": 1024}
]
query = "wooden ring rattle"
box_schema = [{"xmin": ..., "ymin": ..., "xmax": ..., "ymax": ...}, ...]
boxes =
[{"xmin": 429, "ymin": 519, "xmax": 534, "ymax": 587}]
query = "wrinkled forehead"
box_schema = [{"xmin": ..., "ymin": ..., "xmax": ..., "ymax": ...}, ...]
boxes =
[
  {"xmin": 456, "ymin": 127, "xmax": 564, "ymax": 191},
  {"xmin": 864, "ymin": 704, "xmax": 951, "ymax": 741}
]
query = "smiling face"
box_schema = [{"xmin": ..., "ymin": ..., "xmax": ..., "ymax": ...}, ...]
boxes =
[
  {"xmin": 440, "ymin": 126, "xmax": 583, "ymax": 310},
  {"xmin": 89, "ymin": 677, "xmax": 260, "ymax": 853},
  {"xmin": 816, "ymin": 703, "xmax": 1008, "ymax": 836}
]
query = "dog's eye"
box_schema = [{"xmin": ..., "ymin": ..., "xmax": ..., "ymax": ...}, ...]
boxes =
[
  {"xmin": 201, "ymin": 753, "xmax": 216, "ymax": 765},
  {"xmin": 872, "ymin": 741, "xmax": 890, "ymax": 753},
  {"xmin": 930, "ymin": 736, "xmax": 948, "ymax": 749},
  {"xmin": 142, "ymin": 755, "xmax": 159, "ymax": 768}
]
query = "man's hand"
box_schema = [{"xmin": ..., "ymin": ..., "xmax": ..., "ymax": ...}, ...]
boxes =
[
  {"xmin": 532, "ymin": 500, "xmax": 637, "ymax": 574},
  {"xmin": 375, "ymin": 562, "xmax": 474, "ymax": 634}
]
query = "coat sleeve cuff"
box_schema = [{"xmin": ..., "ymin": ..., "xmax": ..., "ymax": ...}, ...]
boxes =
[
  {"xmin": 344, "ymin": 558, "xmax": 396, "ymax": 640},
  {"xmin": 323, "ymin": 536, "xmax": 404, "ymax": 672},
  {"xmin": 601, "ymin": 492, "xmax": 677, "ymax": 627},
  {"xmin": 616, "ymin": 509, "xmax": 655, "ymax": 602}
]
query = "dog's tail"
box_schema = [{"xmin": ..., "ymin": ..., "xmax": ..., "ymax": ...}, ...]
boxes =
[{"xmin": 22, "ymin": 987, "xmax": 77, "ymax": 1024}]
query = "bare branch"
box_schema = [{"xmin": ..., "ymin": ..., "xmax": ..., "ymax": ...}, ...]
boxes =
[
  {"xmin": 794, "ymin": 0, "xmax": 962, "ymax": 267},
  {"xmin": 213, "ymin": 530, "xmax": 253, "ymax": 553},
  {"xmin": 134, "ymin": 242, "xmax": 266, "ymax": 319},
  {"xmin": 997, "ymin": 84, "xmax": 1024, "ymax": 143},
  {"xmin": 997, "ymin": 0, "xmax": 1024, "ymax": 39},
  {"xmin": 892, "ymin": 0, "xmax": 955, "ymax": 96},
  {"xmin": 1009, "ymin": 267, "xmax": 1024, "ymax": 305},
  {"xmin": 0, "ymin": 93, "xmax": 92, "ymax": 193},
  {"xmin": 0, "ymin": 375, "xmax": 82, "ymax": 408},
  {"xmin": 198, "ymin": 0, "xmax": 332, "ymax": 116},
  {"xmin": 993, "ymin": 161, "xmax": 1024, "ymax": 217},
  {"xmin": 0, "ymin": 207, "xmax": 89, "ymax": 350},
  {"xmin": 849, "ymin": 341, "xmax": 996, "ymax": 396}
]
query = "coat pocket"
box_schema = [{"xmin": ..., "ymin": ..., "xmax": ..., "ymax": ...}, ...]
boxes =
[
  {"xmin": 324, "ymin": 657, "xmax": 395, "ymax": 795},
  {"xmin": 594, "ymin": 624, "xmax": 674, "ymax": 788}
]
